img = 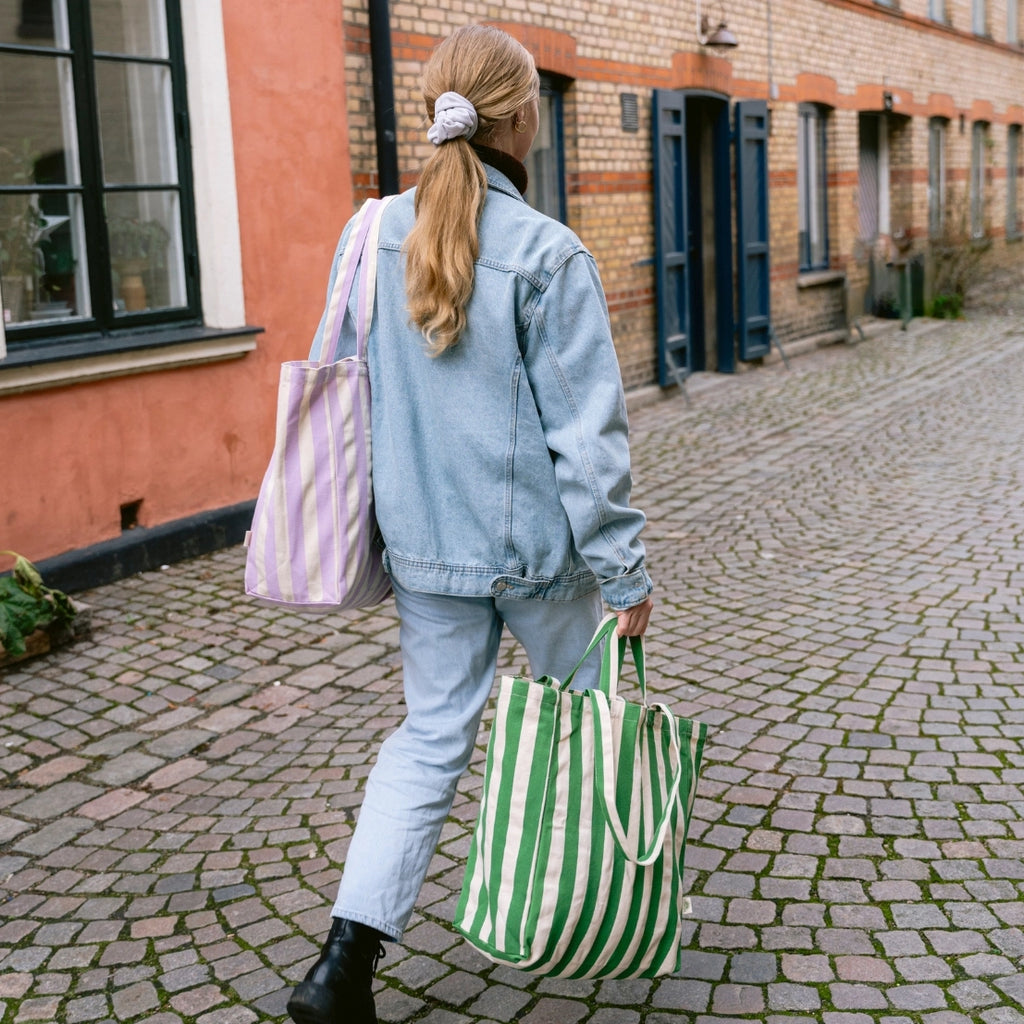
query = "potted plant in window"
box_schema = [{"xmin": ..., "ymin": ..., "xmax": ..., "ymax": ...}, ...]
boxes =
[
  {"xmin": 0, "ymin": 141, "xmax": 45, "ymax": 324},
  {"xmin": 108, "ymin": 214, "xmax": 170, "ymax": 311}
]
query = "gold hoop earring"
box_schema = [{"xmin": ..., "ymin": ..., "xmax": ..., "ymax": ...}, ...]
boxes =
[{"xmin": 513, "ymin": 118, "xmax": 527, "ymax": 134}]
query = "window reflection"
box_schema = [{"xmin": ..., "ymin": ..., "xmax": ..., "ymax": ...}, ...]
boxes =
[
  {"xmin": 91, "ymin": 0, "xmax": 167, "ymax": 58},
  {"xmin": 10, "ymin": 0, "xmax": 55, "ymax": 44},
  {"xmin": 524, "ymin": 77, "xmax": 567, "ymax": 223},
  {"xmin": 1, "ymin": 189, "xmax": 89, "ymax": 325},
  {"xmin": 106, "ymin": 191, "xmax": 184, "ymax": 315},
  {"xmin": 96, "ymin": 61, "xmax": 176, "ymax": 186}
]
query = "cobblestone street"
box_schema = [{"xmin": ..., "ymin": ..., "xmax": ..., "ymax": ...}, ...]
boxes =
[{"xmin": 2, "ymin": 303, "xmax": 1024, "ymax": 1024}]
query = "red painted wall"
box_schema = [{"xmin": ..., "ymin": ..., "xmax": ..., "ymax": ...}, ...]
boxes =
[{"xmin": 1, "ymin": 1, "xmax": 353, "ymax": 564}]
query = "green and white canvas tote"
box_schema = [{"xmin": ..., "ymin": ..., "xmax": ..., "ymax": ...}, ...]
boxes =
[{"xmin": 454, "ymin": 614, "xmax": 707, "ymax": 979}]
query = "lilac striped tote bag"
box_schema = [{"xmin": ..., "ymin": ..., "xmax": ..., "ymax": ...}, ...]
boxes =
[{"xmin": 244, "ymin": 196, "xmax": 396, "ymax": 610}]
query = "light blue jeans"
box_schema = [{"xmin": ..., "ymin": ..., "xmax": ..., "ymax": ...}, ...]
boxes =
[{"xmin": 330, "ymin": 580, "xmax": 604, "ymax": 940}]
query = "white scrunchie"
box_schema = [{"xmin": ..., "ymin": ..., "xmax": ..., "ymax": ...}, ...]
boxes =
[{"xmin": 427, "ymin": 91, "xmax": 479, "ymax": 145}]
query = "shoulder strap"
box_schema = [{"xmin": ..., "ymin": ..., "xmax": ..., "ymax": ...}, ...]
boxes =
[
  {"xmin": 312, "ymin": 194, "xmax": 397, "ymax": 363},
  {"xmin": 311, "ymin": 198, "xmax": 377, "ymax": 363},
  {"xmin": 353, "ymin": 194, "xmax": 398, "ymax": 360}
]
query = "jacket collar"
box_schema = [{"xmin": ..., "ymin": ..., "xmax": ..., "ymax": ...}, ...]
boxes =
[{"xmin": 475, "ymin": 150, "xmax": 529, "ymax": 202}]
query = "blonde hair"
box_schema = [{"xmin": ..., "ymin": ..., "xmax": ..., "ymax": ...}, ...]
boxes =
[{"xmin": 405, "ymin": 25, "xmax": 539, "ymax": 354}]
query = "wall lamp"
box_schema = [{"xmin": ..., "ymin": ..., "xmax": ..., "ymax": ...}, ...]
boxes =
[{"xmin": 697, "ymin": 0, "xmax": 739, "ymax": 48}]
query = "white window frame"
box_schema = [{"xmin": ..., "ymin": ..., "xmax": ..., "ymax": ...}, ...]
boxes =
[{"xmin": 180, "ymin": 0, "xmax": 244, "ymax": 329}]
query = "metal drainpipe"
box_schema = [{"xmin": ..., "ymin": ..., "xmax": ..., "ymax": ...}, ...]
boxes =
[{"xmin": 367, "ymin": 0, "xmax": 400, "ymax": 196}]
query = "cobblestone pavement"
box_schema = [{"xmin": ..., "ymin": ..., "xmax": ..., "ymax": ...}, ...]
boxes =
[{"xmin": 3, "ymin": 303, "xmax": 1024, "ymax": 1024}]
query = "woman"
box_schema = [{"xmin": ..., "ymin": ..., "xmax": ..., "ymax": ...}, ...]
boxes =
[{"xmin": 287, "ymin": 23, "xmax": 654, "ymax": 1024}]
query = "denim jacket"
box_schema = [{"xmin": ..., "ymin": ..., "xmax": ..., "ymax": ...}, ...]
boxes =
[{"xmin": 313, "ymin": 165, "xmax": 653, "ymax": 611}]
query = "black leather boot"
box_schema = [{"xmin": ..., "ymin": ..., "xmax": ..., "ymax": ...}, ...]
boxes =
[{"xmin": 286, "ymin": 917, "xmax": 386, "ymax": 1024}]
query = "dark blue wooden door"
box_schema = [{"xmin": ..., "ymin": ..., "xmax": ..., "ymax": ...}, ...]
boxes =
[
  {"xmin": 735, "ymin": 99, "xmax": 771, "ymax": 360},
  {"xmin": 652, "ymin": 90, "xmax": 690, "ymax": 386}
]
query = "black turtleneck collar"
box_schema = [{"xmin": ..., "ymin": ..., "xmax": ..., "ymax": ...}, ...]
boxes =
[{"xmin": 472, "ymin": 145, "xmax": 528, "ymax": 197}]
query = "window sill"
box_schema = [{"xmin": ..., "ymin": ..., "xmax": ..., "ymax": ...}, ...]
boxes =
[
  {"xmin": 0, "ymin": 324, "xmax": 263, "ymax": 396},
  {"xmin": 797, "ymin": 269, "xmax": 845, "ymax": 289}
]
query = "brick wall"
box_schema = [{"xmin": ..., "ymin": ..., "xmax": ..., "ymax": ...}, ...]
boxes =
[{"xmin": 341, "ymin": 0, "xmax": 1024, "ymax": 387}]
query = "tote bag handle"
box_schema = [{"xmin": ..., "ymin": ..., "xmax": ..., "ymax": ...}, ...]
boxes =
[
  {"xmin": 561, "ymin": 614, "xmax": 686, "ymax": 866},
  {"xmin": 312, "ymin": 194, "xmax": 397, "ymax": 363},
  {"xmin": 560, "ymin": 612, "xmax": 644, "ymax": 701},
  {"xmin": 590, "ymin": 688, "xmax": 684, "ymax": 866}
]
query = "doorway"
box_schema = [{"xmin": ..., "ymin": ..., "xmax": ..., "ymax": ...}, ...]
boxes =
[
  {"xmin": 685, "ymin": 95, "xmax": 732, "ymax": 372},
  {"xmin": 653, "ymin": 89, "xmax": 744, "ymax": 381}
]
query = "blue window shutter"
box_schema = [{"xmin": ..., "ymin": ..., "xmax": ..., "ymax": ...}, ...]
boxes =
[
  {"xmin": 735, "ymin": 100, "xmax": 771, "ymax": 361},
  {"xmin": 652, "ymin": 89, "xmax": 690, "ymax": 386}
]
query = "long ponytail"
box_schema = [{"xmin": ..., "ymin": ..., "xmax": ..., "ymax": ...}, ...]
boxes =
[{"xmin": 405, "ymin": 25, "xmax": 538, "ymax": 355}]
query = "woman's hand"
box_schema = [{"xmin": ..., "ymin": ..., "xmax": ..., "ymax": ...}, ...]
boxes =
[{"xmin": 616, "ymin": 595, "xmax": 654, "ymax": 636}]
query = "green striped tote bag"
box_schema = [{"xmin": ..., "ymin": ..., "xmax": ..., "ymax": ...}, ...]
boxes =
[{"xmin": 454, "ymin": 614, "xmax": 707, "ymax": 979}]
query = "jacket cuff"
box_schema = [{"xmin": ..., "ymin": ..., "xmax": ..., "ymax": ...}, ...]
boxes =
[{"xmin": 599, "ymin": 566, "xmax": 654, "ymax": 612}]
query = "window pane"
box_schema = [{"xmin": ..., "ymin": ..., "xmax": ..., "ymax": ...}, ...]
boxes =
[
  {"xmin": 0, "ymin": 0, "xmax": 65, "ymax": 46},
  {"xmin": 971, "ymin": 129, "xmax": 980, "ymax": 213},
  {"xmin": 973, "ymin": 0, "xmax": 986, "ymax": 33},
  {"xmin": 1008, "ymin": 127, "xmax": 1020, "ymax": 237},
  {"xmin": 90, "ymin": 0, "xmax": 168, "ymax": 58},
  {"xmin": 797, "ymin": 116, "xmax": 809, "ymax": 265},
  {"xmin": 0, "ymin": 193, "xmax": 44, "ymax": 324},
  {"xmin": 107, "ymin": 190, "xmax": 185, "ymax": 315},
  {"xmin": 812, "ymin": 120, "xmax": 828, "ymax": 266},
  {"xmin": 96, "ymin": 59, "xmax": 176, "ymax": 185},
  {"xmin": 971, "ymin": 123, "xmax": 986, "ymax": 237},
  {"xmin": 0, "ymin": 52, "xmax": 79, "ymax": 186},
  {"xmin": 928, "ymin": 121, "xmax": 946, "ymax": 237},
  {"xmin": 799, "ymin": 108, "xmax": 828, "ymax": 270},
  {"xmin": 525, "ymin": 89, "xmax": 563, "ymax": 222},
  {"xmin": 1, "ymin": 190, "xmax": 89, "ymax": 325},
  {"xmin": 859, "ymin": 115, "xmax": 879, "ymax": 241}
]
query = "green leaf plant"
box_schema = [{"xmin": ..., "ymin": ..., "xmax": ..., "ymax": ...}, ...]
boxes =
[{"xmin": 0, "ymin": 551, "xmax": 76, "ymax": 659}]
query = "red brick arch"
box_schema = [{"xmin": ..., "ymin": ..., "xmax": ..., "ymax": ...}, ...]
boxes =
[
  {"xmin": 670, "ymin": 51, "xmax": 734, "ymax": 94},
  {"xmin": 795, "ymin": 73, "xmax": 838, "ymax": 108},
  {"xmin": 485, "ymin": 22, "xmax": 578, "ymax": 79},
  {"xmin": 927, "ymin": 94, "xmax": 957, "ymax": 121},
  {"xmin": 970, "ymin": 99, "xmax": 995, "ymax": 123}
]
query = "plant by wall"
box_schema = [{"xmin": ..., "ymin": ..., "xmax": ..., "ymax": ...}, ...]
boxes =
[
  {"xmin": 927, "ymin": 192, "xmax": 988, "ymax": 319},
  {"xmin": 0, "ymin": 552, "xmax": 76, "ymax": 659}
]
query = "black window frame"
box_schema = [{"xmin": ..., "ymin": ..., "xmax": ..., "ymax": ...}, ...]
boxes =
[{"xmin": 0, "ymin": 0, "xmax": 200, "ymax": 357}]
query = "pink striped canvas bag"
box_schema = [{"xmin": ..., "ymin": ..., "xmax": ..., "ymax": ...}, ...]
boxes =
[{"xmin": 244, "ymin": 196, "xmax": 396, "ymax": 610}]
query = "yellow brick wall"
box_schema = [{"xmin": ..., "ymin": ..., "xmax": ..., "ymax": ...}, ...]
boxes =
[{"xmin": 341, "ymin": 0, "xmax": 1024, "ymax": 386}]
